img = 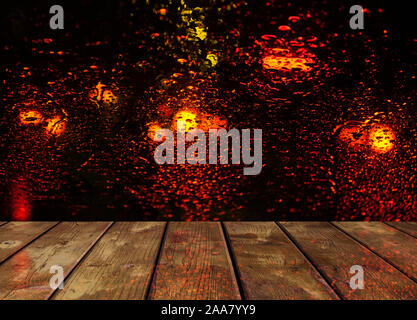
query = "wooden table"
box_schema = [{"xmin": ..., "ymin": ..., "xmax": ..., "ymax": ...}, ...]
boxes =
[{"xmin": 0, "ymin": 221, "xmax": 416, "ymax": 300}]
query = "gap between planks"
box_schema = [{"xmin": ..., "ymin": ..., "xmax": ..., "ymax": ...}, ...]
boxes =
[
  {"xmin": 224, "ymin": 222, "xmax": 339, "ymax": 300},
  {"xmin": 53, "ymin": 222, "xmax": 165, "ymax": 300},
  {"xmin": 220, "ymin": 222, "xmax": 247, "ymax": 300},
  {"xmin": 0, "ymin": 222, "xmax": 112, "ymax": 300},
  {"xmin": 280, "ymin": 222, "xmax": 417, "ymax": 300},
  {"xmin": 0, "ymin": 222, "xmax": 60, "ymax": 265},
  {"xmin": 331, "ymin": 222, "xmax": 417, "ymax": 283},
  {"xmin": 148, "ymin": 222, "xmax": 241, "ymax": 300},
  {"xmin": 384, "ymin": 222, "xmax": 417, "ymax": 239}
]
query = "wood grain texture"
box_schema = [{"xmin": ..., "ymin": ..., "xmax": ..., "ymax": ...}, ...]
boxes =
[
  {"xmin": 280, "ymin": 222, "xmax": 417, "ymax": 300},
  {"xmin": 0, "ymin": 222, "xmax": 111, "ymax": 300},
  {"xmin": 0, "ymin": 222, "xmax": 58, "ymax": 264},
  {"xmin": 224, "ymin": 222, "xmax": 338, "ymax": 300},
  {"xmin": 148, "ymin": 222, "xmax": 240, "ymax": 300},
  {"xmin": 53, "ymin": 222, "xmax": 166, "ymax": 300},
  {"xmin": 333, "ymin": 222, "xmax": 417, "ymax": 281},
  {"xmin": 386, "ymin": 222, "xmax": 417, "ymax": 238}
]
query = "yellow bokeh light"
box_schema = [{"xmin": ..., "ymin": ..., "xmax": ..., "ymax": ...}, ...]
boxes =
[
  {"xmin": 206, "ymin": 53, "xmax": 218, "ymax": 67},
  {"xmin": 173, "ymin": 110, "xmax": 198, "ymax": 133},
  {"xmin": 195, "ymin": 27, "xmax": 207, "ymax": 40},
  {"xmin": 45, "ymin": 116, "xmax": 66, "ymax": 136},
  {"xmin": 368, "ymin": 125, "xmax": 395, "ymax": 154}
]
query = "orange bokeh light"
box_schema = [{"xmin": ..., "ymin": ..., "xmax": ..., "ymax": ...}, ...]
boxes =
[
  {"xmin": 147, "ymin": 122, "xmax": 163, "ymax": 140},
  {"xmin": 89, "ymin": 82, "xmax": 117, "ymax": 104},
  {"xmin": 337, "ymin": 122, "xmax": 396, "ymax": 154},
  {"xmin": 19, "ymin": 110, "xmax": 43, "ymax": 125},
  {"xmin": 338, "ymin": 124, "xmax": 368, "ymax": 149},
  {"xmin": 262, "ymin": 48, "xmax": 314, "ymax": 72}
]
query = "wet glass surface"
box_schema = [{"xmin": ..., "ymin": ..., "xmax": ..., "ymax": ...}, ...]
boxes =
[{"xmin": 1, "ymin": 0, "xmax": 416, "ymax": 220}]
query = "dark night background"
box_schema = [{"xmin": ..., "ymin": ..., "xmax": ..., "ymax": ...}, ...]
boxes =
[{"xmin": 0, "ymin": 1, "xmax": 416, "ymax": 221}]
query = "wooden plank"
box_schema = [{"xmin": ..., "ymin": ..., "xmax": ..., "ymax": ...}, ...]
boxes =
[
  {"xmin": 0, "ymin": 222, "xmax": 8, "ymax": 227},
  {"xmin": 148, "ymin": 222, "xmax": 240, "ymax": 300},
  {"xmin": 386, "ymin": 222, "xmax": 417, "ymax": 238},
  {"xmin": 53, "ymin": 222, "xmax": 166, "ymax": 300},
  {"xmin": 0, "ymin": 222, "xmax": 58, "ymax": 264},
  {"xmin": 333, "ymin": 222, "xmax": 417, "ymax": 281},
  {"xmin": 280, "ymin": 222, "xmax": 417, "ymax": 299},
  {"xmin": 224, "ymin": 222, "xmax": 338, "ymax": 300},
  {"xmin": 0, "ymin": 222, "xmax": 112, "ymax": 300}
]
